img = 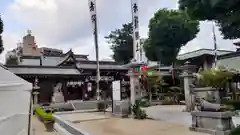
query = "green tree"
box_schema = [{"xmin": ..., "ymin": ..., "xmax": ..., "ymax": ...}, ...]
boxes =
[
  {"xmin": 0, "ymin": 15, "xmax": 3, "ymax": 54},
  {"xmin": 105, "ymin": 23, "xmax": 133, "ymax": 64},
  {"xmin": 144, "ymin": 9, "xmax": 199, "ymax": 66},
  {"xmin": 179, "ymin": 0, "xmax": 240, "ymax": 39},
  {"xmin": 6, "ymin": 56, "xmax": 19, "ymax": 65}
]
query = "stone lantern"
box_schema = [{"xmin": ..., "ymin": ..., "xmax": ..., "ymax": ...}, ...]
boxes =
[
  {"xmin": 125, "ymin": 61, "xmax": 146, "ymax": 106},
  {"xmin": 32, "ymin": 77, "xmax": 40, "ymax": 105},
  {"xmin": 180, "ymin": 61, "xmax": 197, "ymax": 112}
]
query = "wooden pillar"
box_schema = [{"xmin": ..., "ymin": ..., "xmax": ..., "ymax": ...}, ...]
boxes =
[{"xmin": 62, "ymin": 81, "xmax": 69, "ymax": 102}]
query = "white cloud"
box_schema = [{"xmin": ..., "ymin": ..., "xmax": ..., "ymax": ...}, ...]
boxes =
[
  {"xmin": 180, "ymin": 21, "xmax": 236, "ymax": 54},
  {"xmin": 0, "ymin": 0, "xmax": 237, "ymax": 63}
]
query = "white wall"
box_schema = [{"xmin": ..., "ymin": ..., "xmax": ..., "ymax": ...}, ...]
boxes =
[
  {"xmin": 19, "ymin": 59, "xmax": 40, "ymax": 66},
  {"xmin": 217, "ymin": 56, "xmax": 240, "ymax": 70}
]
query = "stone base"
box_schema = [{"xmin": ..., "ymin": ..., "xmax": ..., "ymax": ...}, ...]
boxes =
[
  {"xmin": 190, "ymin": 127, "xmax": 231, "ymax": 135},
  {"xmin": 97, "ymin": 101, "xmax": 106, "ymax": 111},
  {"xmin": 112, "ymin": 100, "xmax": 130, "ymax": 118},
  {"xmin": 191, "ymin": 111, "xmax": 234, "ymax": 135},
  {"xmin": 193, "ymin": 87, "xmax": 220, "ymax": 103}
]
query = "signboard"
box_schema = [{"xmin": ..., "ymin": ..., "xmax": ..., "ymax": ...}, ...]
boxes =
[
  {"xmin": 87, "ymin": 83, "xmax": 92, "ymax": 92},
  {"xmin": 89, "ymin": 76, "xmax": 114, "ymax": 81},
  {"xmin": 88, "ymin": 0, "xmax": 97, "ymax": 34},
  {"xmin": 112, "ymin": 80, "xmax": 121, "ymax": 101}
]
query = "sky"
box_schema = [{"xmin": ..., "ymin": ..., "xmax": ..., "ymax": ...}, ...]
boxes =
[{"xmin": 0, "ymin": 0, "xmax": 237, "ymax": 63}]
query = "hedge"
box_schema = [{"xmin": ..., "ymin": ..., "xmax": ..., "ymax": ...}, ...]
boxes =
[{"xmin": 223, "ymin": 100, "xmax": 240, "ymax": 110}]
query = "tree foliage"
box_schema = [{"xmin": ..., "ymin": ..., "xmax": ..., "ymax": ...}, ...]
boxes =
[
  {"xmin": 105, "ymin": 23, "xmax": 133, "ymax": 64},
  {"xmin": 179, "ymin": 0, "xmax": 240, "ymax": 39},
  {"xmin": 6, "ymin": 56, "xmax": 19, "ymax": 65},
  {"xmin": 0, "ymin": 15, "xmax": 3, "ymax": 54},
  {"xmin": 144, "ymin": 9, "xmax": 199, "ymax": 66}
]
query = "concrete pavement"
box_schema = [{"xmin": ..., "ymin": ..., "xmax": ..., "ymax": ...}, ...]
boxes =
[{"xmin": 31, "ymin": 116, "xmax": 58, "ymax": 135}]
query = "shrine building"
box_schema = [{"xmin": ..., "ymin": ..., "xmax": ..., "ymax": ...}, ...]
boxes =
[{"xmin": 5, "ymin": 31, "xmax": 129, "ymax": 103}]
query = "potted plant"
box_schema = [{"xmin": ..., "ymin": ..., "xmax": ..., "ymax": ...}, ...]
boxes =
[
  {"xmin": 230, "ymin": 125, "xmax": 240, "ymax": 135},
  {"xmin": 35, "ymin": 107, "xmax": 55, "ymax": 132},
  {"xmin": 97, "ymin": 100, "xmax": 106, "ymax": 111},
  {"xmin": 195, "ymin": 66, "xmax": 235, "ymax": 103},
  {"xmin": 198, "ymin": 67, "xmax": 234, "ymax": 90}
]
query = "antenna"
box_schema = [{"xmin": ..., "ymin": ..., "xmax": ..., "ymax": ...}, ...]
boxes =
[{"xmin": 27, "ymin": 30, "xmax": 32, "ymax": 35}]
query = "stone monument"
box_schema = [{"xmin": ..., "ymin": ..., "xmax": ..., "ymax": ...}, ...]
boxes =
[
  {"xmin": 112, "ymin": 80, "xmax": 130, "ymax": 117},
  {"xmin": 190, "ymin": 98, "xmax": 234, "ymax": 135}
]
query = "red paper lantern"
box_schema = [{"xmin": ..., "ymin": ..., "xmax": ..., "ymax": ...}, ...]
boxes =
[{"xmin": 141, "ymin": 65, "xmax": 148, "ymax": 71}]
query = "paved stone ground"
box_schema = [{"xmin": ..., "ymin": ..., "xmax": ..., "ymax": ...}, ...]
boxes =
[
  {"xmin": 73, "ymin": 116, "xmax": 208, "ymax": 135},
  {"xmin": 145, "ymin": 105, "xmax": 240, "ymax": 126},
  {"xmin": 56, "ymin": 111, "xmax": 208, "ymax": 135},
  {"xmin": 31, "ymin": 116, "xmax": 58, "ymax": 135},
  {"xmin": 55, "ymin": 106, "xmax": 210, "ymax": 135},
  {"xmin": 59, "ymin": 112, "xmax": 110, "ymax": 123},
  {"xmin": 145, "ymin": 105, "xmax": 192, "ymax": 126}
]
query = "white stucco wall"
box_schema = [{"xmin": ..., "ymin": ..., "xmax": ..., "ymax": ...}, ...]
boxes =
[
  {"xmin": 217, "ymin": 56, "xmax": 240, "ymax": 70},
  {"xmin": 19, "ymin": 59, "xmax": 40, "ymax": 66}
]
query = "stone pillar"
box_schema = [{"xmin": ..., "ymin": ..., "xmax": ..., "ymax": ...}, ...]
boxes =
[
  {"xmin": 180, "ymin": 61, "xmax": 196, "ymax": 112},
  {"xmin": 112, "ymin": 60, "xmax": 145, "ymax": 118},
  {"xmin": 33, "ymin": 91, "xmax": 39, "ymax": 105}
]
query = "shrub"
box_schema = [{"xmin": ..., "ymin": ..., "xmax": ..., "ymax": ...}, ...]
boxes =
[
  {"xmin": 35, "ymin": 107, "xmax": 54, "ymax": 123},
  {"xmin": 223, "ymin": 100, "xmax": 240, "ymax": 110},
  {"xmin": 230, "ymin": 125, "xmax": 240, "ymax": 135},
  {"xmin": 198, "ymin": 67, "xmax": 234, "ymax": 89},
  {"xmin": 97, "ymin": 101, "xmax": 106, "ymax": 111},
  {"xmin": 161, "ymin": 99, "xmax": 174, "ymax": 105},
  {"xmin": 132, "ymin": 100, "xmax": 147, "ymax": 119},
  {"xmin": 139, "ymin": 98, "xmax": 150, "ymax": 107}
]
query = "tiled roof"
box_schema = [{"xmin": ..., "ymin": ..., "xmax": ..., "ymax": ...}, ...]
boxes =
[
  {"xmin": 15, "ymin": 49, "xmax": 127, "ymax": 71},
  {"xmin": 218, "ymin": 51, "xmax": 240, "ymax": 60},
  {"xmin": 8, "ymin": 67, "xmax": 80, "ymax": 75},
  {"xmin": 177, "ymin": 49, "xmax": 233, "ymax": 60},
  {"xmin": 76, "ymin": 63, "xmax": 127, "ymax": 70}
]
